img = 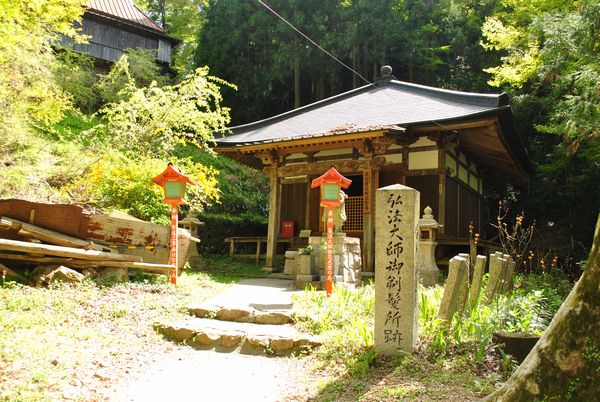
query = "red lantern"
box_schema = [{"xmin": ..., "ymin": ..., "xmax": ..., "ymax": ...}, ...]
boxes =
[
  {"xmin": 310, "ymin": 167, "xmax": 352, "ymax": 208},
  {"xmin": 311, "ymin": 167, "xmax": 351, "ymax": 296},
  {"xmin": 151, "ymin": 163, "xmax": 198, "ymax": 285},
  {"xmin": 151, "ymin": 163, "xmax": 198, "ymax": 205}
]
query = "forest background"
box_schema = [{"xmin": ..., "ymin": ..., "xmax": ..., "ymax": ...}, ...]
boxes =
[{"xmin": 0, "ymin": 0, "xmax": 598, "ymax": 266}]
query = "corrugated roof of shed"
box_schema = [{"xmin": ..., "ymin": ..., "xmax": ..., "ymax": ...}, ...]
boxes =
[{"xmin": 86, "ymin": 0, "xmax": 165, "ymax": 33}]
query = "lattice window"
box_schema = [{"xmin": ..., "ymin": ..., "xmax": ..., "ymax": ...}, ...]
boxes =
[{"xmin": 343, "ymin": 196, "xmax": 364, "ymax": 232}]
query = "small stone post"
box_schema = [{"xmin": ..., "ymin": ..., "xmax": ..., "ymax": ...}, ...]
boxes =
[
  {"xmin": 457, "ymin": 252, "xmax": 471, "ymax": 310},
  {"xmin": 506, "ymin": 258, "xmax": 516, "ymax": 291},
  {"xmin": 375, "ymin": 184, "xmax": 419, "ymax": 355},
  {"xmin": 438, "ymin": 255, "xmax": 468, "ymax": 322},
  {"xmin": 485, "ymin": 252, "xmax": 506, "ymax": 300},
  {"xmin": 467, "ymin": 255, "xmax": 488, "ymax": 308}
]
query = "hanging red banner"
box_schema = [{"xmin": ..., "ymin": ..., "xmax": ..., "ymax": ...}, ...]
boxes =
[
  {"xmin": 326, "ymin": 208, "xmax": 334, "ymax": 296},
  {"xmin": 168, "ymin": 204, "xmax": 179, "ymax": 285}
]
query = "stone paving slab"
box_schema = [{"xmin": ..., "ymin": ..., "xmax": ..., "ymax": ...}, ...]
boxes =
[
  {"xmin": 170, "ymin": 317, "xmax": 299, "ymax": 338},
  {"xmin": 155, "ymin": 278, "xmax": 321, "ymax": 356},
  {"xmin": 187, "ymin": 304, "xmax": 294, "ymax": 324},
  {"xmin": 155, "ymin": 318, "xmax": 321, "ymax": 356},
  {"xmin": 206, "ymin": 278, "xmax": 300, "ymax": 312}
]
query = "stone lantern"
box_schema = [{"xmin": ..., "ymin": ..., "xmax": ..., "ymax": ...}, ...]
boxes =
[
  {"xmin": 179, "ymin": 215, "xmax": 204, "ymax": 269},
  {"xmin": 418, "ymin": 206, "xmax": 442, "ymax": 286}
]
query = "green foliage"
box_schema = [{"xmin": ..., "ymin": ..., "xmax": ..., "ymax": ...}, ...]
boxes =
[
  {"xmin": 480, "ymin": 0, "xmax": 600, "ymax": 259},
  {"xmin": 94, "ymin": 49, "xmax": 173, "ymax": 106},
  {"xmin": 138, "ymin": 0, "xmax": 205, "ymax": 74},
  {"xmin": 64, "ymin": 153, "xmax": 219, "ymax": 223},
  {"xmin": 292, "ymin": 284, "xmax": 374, "ymax": 369},
  {"xmin": 196, "ymin": 212, "xmax": 267, "ymax": 253},
  {"xmin": 194, "ymin": 0, "xmax": 502, "ymax": 125},
  {"xmin": 178, "ymin": 145, "xmax": 269, "ymax": 216},
  {"xmin": 54, "ymin": 48, "xmax": 99, "ymax": 113},
  {"xmin": 88, "ymin": 65, "xmax": 234, "ymax": 157},
  {"xmin": 419, "ymin": 272, "xmax": 571, "ymax": 364},
  {"xmin": 0, "ymin": 0, "xmax": 86, "ymax": 139}
]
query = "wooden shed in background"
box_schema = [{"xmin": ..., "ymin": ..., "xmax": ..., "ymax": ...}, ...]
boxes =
[
  {"xmin": 215, "ymin": 67, "xmax": 533, "ymax": 276},
  {"xmin": 61, "ymin": 0, "xmax": 180, "ymax": 72}
]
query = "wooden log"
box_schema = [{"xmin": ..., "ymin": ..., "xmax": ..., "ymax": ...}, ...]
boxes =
[
  {"xmin": 0, "ymin": 253, "xmax": 172, "ymax": 273},
  {"xmin": 0, "ymin": 262, "xmax": 26, "ymax": 281},
  {"xmin": 0, "ymin": 217, "xmax": 105, "ymax": 251},
  {"xmin": 0, "ymin": 238, "xmax": 142, "ymax": 262},
  {"xmin": 65, "ymin": 260, "xmax": 175, "ymax": 272}
]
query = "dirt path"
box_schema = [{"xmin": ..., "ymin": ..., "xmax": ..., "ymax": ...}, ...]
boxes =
[
  {"xmin": 105, "ymin": 278, "xmax": 322, "ymax": 402},
  {"xmin": 105, "ymin": 347, "xmax": 319, "ymax": 402}
]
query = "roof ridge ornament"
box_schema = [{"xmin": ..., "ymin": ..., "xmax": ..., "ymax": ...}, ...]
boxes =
[{"xmin": 375, "ymin": 65, "xmax": 395, "ymax": 83}]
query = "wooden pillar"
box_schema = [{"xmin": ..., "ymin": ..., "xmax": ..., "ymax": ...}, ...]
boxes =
[
  {"xmin": 264, "ymin": 166, "xmax": 281, "ymax": 272},
  {"xmin": 362, "ymin": 162, "xmax": 379, "ymax": 276}
]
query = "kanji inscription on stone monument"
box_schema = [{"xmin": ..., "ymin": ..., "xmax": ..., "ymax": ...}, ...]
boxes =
[{"xmin": 375, "ymin": 184, "xmax": 419, "ymax": 354}]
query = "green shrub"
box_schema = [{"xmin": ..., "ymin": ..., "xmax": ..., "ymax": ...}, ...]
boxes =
[
  {"xmin": 196, "ymin": 212, "xmax": 267, "ymax": 253},
  {"xmin": 64, "ymin": 153, "xmax": 219, "ymax": 223}
]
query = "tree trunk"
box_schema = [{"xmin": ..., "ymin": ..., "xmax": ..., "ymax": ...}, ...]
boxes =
[
  {"xmin": 294, "ymin": 55, "xmax": 301, "ymax": 108},
  {"xmin": 485, "ymin": 214, "xmax": 600, "ymax": 401}
]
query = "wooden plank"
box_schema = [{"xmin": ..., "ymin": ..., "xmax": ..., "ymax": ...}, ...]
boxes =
[
  {"xmin": 1, "ymin": 217, "xmax": 105, "ymax": 251},
  {"xmin": 0, "ymin": 253, "xmax": 173, "ymax": 273},
  {"xmin": 0, "ymin": 262, "xmax": 26, "ymax": 281},
  {"xmin": 87, "ymin": 214, "xmax": 170, "ymax": 246},
  {"xmin": 0, "ymin": 200, "xmax": 89, "ymax": 238},
  {"xmin": 238, "ymin": 131, "xmax": 387, "ymax": 153},
  {"xmin": 0, "ymin": 238, "xmax": 142, "ymax": 262}
]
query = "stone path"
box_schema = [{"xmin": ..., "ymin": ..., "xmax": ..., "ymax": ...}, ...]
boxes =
[
  {"xmin": 108, "ymin": 278, "xmax": 321, "ymax": 401},
  {"xmin": 155, "ymin": 278, "xmax": 320, "ymax": 356}
]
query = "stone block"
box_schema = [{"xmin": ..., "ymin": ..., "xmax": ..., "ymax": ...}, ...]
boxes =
[
  {"xmin": 506, "ymin": 259, "xmax": 516, "ymax": 291},
  {"xmin": 99, "ymin": 267, "xmax": 128, "ymax": 282},
  {"xmin": 284, "ymin": 251, "xmax": 299, "ymax": 276},
  {"xmin": 374, "ymin": 184, "xmax": 419, "ymax": 355},
  {"xmin": 485, "ymin": 254, "xmax": 505, "ymax": 300},
  {"xmin": 438, "ymin": 256, "xmax": 468, "ymax": 322},
  {"xmin": 188, "ymin": 304, "xmax": 218, "ymax": 318},
  {"xmin": 216, "ymin": 308, "xmax": 253, "ymax": 321},
  {"xmin": 220, "ymin": 332, "xmax": 245, "ymax": 348},
  {"xmin": 32, "ymin": 265, "xmax": 85, "ymax": 286},
  {"xmin": 254, "ymin": 312, "xmax": 293, "ymax": 325},
  {"xmin": 192, "ymin": 331, "xmax": 221, "ymax": 346},
  {"xmin": 170, "ymin": 326, "xmax": 197, "ymax": 342},
  {"xmin": 269, "ymin": 337, "xmax": 294, "ymax": 352},
  {"xmin": 467, "ymin": 255, "xmax": 487, "ymax": 309}
]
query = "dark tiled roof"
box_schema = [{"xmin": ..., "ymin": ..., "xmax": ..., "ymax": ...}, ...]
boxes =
[
  {"xmin": 86, "ymin": 0, "xmax": 165, "ymax": 33},
  {"xmin": 217, "ymin": 79, "xmax": 509, "ymax": 146}
]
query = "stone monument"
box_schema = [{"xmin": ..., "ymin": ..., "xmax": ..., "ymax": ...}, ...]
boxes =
[
  {"xmin": 417, "ymin": 206, "xmax": 442, "ymax": 286},
  {"xmin": 374, "ymin": 184, "xmax": 419, "ymax": 355}
]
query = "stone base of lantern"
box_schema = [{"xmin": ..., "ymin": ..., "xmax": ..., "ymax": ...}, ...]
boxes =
[
  {"xmin": 296, "ymin": 234, "xmax": 361, "ymax": 289},
  {"xmin": 418, "ymin": 240, "xmax": 441, "ymax": 286}
]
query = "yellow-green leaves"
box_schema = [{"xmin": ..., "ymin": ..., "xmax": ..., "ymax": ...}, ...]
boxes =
[{"xmin": 88, "ymin": 61, "xmax": 234, "ymax": 158}]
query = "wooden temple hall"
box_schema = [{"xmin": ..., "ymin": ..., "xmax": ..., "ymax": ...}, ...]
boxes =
[{"xmin": 215, "ymin": 66, "xmax": 533, "ymax": 275}]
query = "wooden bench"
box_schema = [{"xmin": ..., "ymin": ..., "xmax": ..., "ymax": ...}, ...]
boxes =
[{"xmin": 224, "ymin": 236, "xmax": 305, "ymax": 265}]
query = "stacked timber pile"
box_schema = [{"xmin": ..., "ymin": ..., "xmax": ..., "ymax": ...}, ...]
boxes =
[{"xmin": 0, "ymin": 200, "xmax": 190, "ymax": 283}]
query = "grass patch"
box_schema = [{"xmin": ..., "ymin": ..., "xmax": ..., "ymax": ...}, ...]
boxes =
[
  {"xmin": 0, "ymin": 255, "xmax": 259, "ymax": 401},
  {"xmin": 291, "ymin": 271, "xmax": 571, "ymax": 401}
]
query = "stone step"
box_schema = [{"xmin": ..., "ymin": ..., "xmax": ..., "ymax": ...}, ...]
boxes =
[
  {"xmin": 187, "ymin": 304, "xmax": 294, "ymax": 325},
  {"xmin": 154, "ymin": 318, "xmax": 321, "ymax": 356}
]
